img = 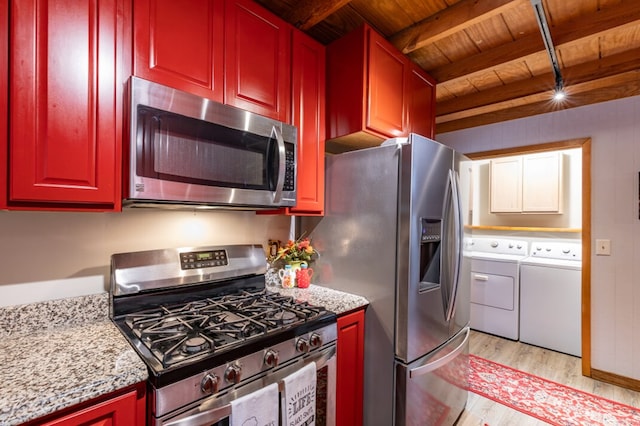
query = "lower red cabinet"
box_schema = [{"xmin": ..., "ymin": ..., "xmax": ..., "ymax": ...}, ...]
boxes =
[
  {"xmin": 35, "ymin": 384, "xmax": 145, "ymax": 426},
  {"xmin": 336, "ymin": 308, "xmax": 365, "ymax": 426}
]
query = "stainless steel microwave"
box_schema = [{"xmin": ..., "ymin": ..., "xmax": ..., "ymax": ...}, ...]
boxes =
[{"xmin": 123, "ymin": 77, "xmax": 297, "ymax": 209}]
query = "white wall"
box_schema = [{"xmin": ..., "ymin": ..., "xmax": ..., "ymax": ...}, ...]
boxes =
[
  {"xmin": 437, "ymin": 95, "xmax": 640, "ymax": 381},
  {"xmin": 0, "ymin": 209, "xmax": 291, "ymax": 306}
]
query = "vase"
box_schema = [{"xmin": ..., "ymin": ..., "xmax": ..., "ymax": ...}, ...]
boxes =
[{"xmin": 296, "ymin": 264, "xmax": 314, "ymax": 289}]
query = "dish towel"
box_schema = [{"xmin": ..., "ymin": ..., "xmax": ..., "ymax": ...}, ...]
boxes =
[
  {"xmin": 230, "ymin": 382, "xmax": 279, "ymax": 426},
  {"xmin": 281, "ymin": 361, "xmax": 317, "ymax": 426}
]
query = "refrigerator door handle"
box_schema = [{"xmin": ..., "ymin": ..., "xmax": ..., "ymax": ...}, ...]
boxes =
[
  {"xmin": 408, "ymin": 327, "xmax": 470, "ymax": 379},
  {"xmin": 445, "ymin": 170, "xmax": 463, "ymax": 321}
]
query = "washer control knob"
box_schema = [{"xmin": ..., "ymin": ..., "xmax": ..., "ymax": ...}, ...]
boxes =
[
  {"xmin": 264, "ymin": 349, "xmax": 279, "ymax": 368},
  {"xmin": 490, "ymin": 241, "xmax": 498, "ymax": 248},
  {"xmin": 296, "ymin": 338, "xmax": 310, "ymax": 353},
  {"xmin": 309, "ymin": 333, "xmax": 322, "ymax": 348},
  {"xmin": 225, "ymin": 363, "xmax": 242, "ymax": 384},
  {"xmin": 201, "ymin": 373, "xmax": 219, "ymax": 394}
]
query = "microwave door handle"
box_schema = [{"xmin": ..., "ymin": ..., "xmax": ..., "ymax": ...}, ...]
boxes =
[{"xmin": 272, "ymin": 126, "xmax": 286, "ymax": 204}]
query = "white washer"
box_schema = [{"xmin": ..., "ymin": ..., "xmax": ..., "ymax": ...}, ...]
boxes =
[
  {"xmin": 519, "ymin": 242, "xmax": 582, "ymax": 357},
  {"xmin": 470, "ymin": 238, "xmax": 528, "ymax": 340}
]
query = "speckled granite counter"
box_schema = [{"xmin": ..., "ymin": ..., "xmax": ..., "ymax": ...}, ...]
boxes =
[
  {"xmin": 270, "ymin": 284, "xmax": 369, "ymax": 315},
  {"xmin": 0, "ymin": 293, "xmax": 148, "ymax": 426},
  {"xmin": 0, "ymin": 285, "xmax": 367, "ymax": 425}
]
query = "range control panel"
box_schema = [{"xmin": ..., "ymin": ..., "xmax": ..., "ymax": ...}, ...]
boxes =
[{"xmin": 180, "ymin": 250, "xmax": 228, "ymax": 269}]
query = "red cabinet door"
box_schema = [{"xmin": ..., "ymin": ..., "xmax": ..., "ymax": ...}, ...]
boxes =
[
  {"xmin": 0, "ymin": 0, "xmax": 7, "ymax": 209},
  {"xmin": 41, "ymin": 389, "xmax": 139, "ymax": 426},
  {"xmin": 366, "ymin": 27, "xmax": 408, "ymax": 138},
  {"xmin": 408, "ymin": 63, "xmax": 436, "ymax": 139},
  {"xmin": 134, "ymin": 0, "xmax": 224, "ymax": 102},
  {"xmin": 10, "ymin": 0, "xmax": 127, "ymax": 208},
  {"xmin": 289, "ymin": 31, "xmax": 325, "ymax": 215},
  {"xmin": 337, "ymin": 309, "xmax": 365, "ymax": 426},
  {"xmin": 224, "ymin": 0, "xmax": 291, "ymax": 122}
]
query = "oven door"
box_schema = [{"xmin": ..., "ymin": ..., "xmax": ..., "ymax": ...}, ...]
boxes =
[{"xmin": 157, "ymin": 344, "xmax": 336, "ymax": 426}]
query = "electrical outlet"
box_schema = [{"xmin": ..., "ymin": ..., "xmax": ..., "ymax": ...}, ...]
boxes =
[{"xmin": 595, "ymin": 239, "xmax": 611, "ymax": 256}]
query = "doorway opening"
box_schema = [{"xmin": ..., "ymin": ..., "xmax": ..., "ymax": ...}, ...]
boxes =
[{"xmin": 466, "ymin": 137, "xmax": 592, "ymax": 377}]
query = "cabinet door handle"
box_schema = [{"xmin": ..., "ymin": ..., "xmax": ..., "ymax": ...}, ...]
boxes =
[{"xmin": 473, "ymin": 274, "xmax": 489, "ymax": 281}]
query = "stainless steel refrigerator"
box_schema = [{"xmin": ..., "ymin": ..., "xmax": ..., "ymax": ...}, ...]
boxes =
[{"xmin": 303, "ymin": 134, "xmax": 471, "ymax": 426}]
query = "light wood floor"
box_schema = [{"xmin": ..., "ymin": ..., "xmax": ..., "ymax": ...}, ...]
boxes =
[{"xmin": 456, "ymin": 330, "xmax": 640, "ymax": 425}]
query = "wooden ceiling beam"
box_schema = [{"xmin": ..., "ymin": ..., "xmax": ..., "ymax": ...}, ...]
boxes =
[
  {"xmin": 435, "ymin": 71, "xmax": 640, "ymax": 133},
  {"xmin": 283, "ymin": 0, "xmax": 352, "ymax": 30},
  {"xmin": 430, "ymin": 1, "xmax": 640, "ymax": 83},
  {"xmin": 389, "ymin": 0, "xmax": 524, "ymax": 54},
  {"xmin": 437, "ymin": 46, "xmax": 640, "ymax": 116}
]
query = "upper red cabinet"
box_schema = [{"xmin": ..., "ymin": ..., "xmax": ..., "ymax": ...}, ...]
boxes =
[
  {"xmin": 407, "ymin": 62, "xmax": 436, "ymax": 139},
  {"xmin": 134, "ymin": 0, "xmax": 224, "ymax": 102},
  {"xmin": 326, "ymin": 24, "xmax": 436, "ymax": 152},
  {"xmin": 288, "ymin": 31, "xmax": 325, "ymax": 215},
  {"xmin": 225, "ymin": 0, "xmax": 291, "ymax": 122},
  {"xmin": 0, "ymin": 0, "xmax": 7, "ymax": 210},
  {"xmin": 134, "ymin": 0, "xmax": 291, "ymax": 123},
  {"xmin": 367, "ymin": 29, "xmax": 408, "ymax": 139},
  {"xmin": 9, "ymin": 0, "xmax": 129, "ymax": 210}
]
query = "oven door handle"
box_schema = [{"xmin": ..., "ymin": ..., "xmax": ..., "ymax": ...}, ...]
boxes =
[{"xmin": 164, "ymin": 405, "xmax": 231, "ymax": 426}]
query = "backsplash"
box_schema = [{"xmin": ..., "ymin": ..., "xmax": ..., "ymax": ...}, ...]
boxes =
[{"xmin": 0, "ymin": 209, "xmax": 291, "ymax": 307}]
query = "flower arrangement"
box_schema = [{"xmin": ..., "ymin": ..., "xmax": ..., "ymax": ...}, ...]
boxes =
[{"xmin": 274, "ymin": 237, "xmax": 316, "ymax": 263}]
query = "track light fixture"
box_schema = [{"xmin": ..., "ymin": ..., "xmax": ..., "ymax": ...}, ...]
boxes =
[{"xmin": 531, "ymin": 0, "xmax": 566, "ymax": 101}]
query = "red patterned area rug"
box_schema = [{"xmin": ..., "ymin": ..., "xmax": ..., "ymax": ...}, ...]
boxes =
[{"xmin": 469, "ymin": 354, "xmax": 640, "ymax": 425}]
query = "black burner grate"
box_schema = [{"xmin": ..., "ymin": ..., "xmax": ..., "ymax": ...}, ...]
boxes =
[{"xmin": 124, "ymin": 289, "xmax": 327, "ymax": 367}]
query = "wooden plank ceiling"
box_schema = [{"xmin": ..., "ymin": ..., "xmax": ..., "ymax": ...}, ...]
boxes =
[{"xmin": 253, "ymin": 0, "xmax": 640, "ymax": 134}]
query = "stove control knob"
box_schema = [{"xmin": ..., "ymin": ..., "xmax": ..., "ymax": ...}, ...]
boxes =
[
  {"xmin": 201, "ymin": 373, "xmax": 219, "ymax": 394},
  {"xmin": 296, "ymin": 338, "xmax": 310, "ymax": 353},
  {"xmin": 264, "ymin": 349, "xmax": 279, "ymax": 368},
  {"xmin": 225, "ymin": 363, "xmax": 242, "ymax": 384},
  {"xmin": 309, "ymin": 333, "xmax": 322, "ymax": 348}
]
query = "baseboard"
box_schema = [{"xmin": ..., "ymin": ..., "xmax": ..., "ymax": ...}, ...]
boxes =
[{"xmin": 591, "ymin": 368, "xmax": 640, "ymax": 392}]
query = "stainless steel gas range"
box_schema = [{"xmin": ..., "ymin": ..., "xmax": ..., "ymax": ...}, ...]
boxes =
[{"xmin": 109, "ymin": 244, "xmax": 337, "ymax": 426}]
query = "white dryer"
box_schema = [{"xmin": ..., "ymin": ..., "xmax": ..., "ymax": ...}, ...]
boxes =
[
  {"xmin": 519, "ymin": 242, "xmax": 582, "ymax": 357},
  {"xmin": 470, "ymin": 238, "xmax": 528, "ymax": 340}
]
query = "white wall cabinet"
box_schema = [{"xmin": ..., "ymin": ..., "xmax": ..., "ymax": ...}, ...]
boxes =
[
  {"xmin": 490, "ymin": 152, "xmax": 563, "ymax": 213},
  {"xmin": 490, "ymin": 156, "xmax": 522, "ymax": 213}
]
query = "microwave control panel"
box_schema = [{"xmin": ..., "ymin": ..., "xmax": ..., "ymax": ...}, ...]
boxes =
[
  {"xmin": 180, "ymin": 250, "xmax": 228, "ymax": 269},
  {"xmin": 284, "ymin": 143, "xmax": 295, "ymax": 191}
]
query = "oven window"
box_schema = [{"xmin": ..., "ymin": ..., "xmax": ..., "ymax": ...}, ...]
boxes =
[
  {"xmin": 137, "ymin": 106, "xmax": 278, "ymax": 190},
  {"xmin": 316, "ymin": 364, "xmax": 329, "ymax": 426}
]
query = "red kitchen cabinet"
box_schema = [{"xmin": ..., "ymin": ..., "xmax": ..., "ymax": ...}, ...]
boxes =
[
  {"xmin": 288, "ymin": 30, "xmax": 325, "ymax": 215},
  {"xmin": 0, "ymin": 0, "xmax": 7, "ymax": 210},
  {"xmin": 337, "ymin": 309, "xmax": 365, "ymax": 426},
  {"xmin": 9, "ymin": 0, "xmax": 129, "ymax": 210},
  {"xmin": 326, "ymin": 23, "xmax": 436, "ymax": 152},
  {"xmin": 135, "ymin": 0, "xmax": 291, "ymax": 123},
  {"xmin": 408, "ymin": 62, "xmax": 436, "ymax": 139},
  {"xmin": 225, "ymin": 0, "xmax": 291, "ymax": 122},
  {"xmin": 32, "ymin": 383, "xmax": 146, "ymax": 426},
  {"xmin": 134, "ymin": 0, "xmax": 224, "ymax": 102},
  {"xmin": 367, "ymin": 28, "xmax": 408, "ymax": 139}
]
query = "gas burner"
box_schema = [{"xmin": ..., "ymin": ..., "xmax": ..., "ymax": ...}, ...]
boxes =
[
  {"xmin": 183, "ymin": 336, "xmax": 210, "ymax": 354},
  {"xmin": 272, "ymin": 310, "xmax": 297, "ymax": 324}
]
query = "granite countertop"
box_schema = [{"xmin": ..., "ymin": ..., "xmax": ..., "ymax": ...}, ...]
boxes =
[
  {"xmin": 0, "ymin": 285, "xmax": 367, "ymax": 425},
  {"xmin": 0, "ymin": 293, "xmax": 148, "ymax": 426},
  {"xmin": 270, "ymin": 284, "xmax": 369, "ymax": 315}
]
